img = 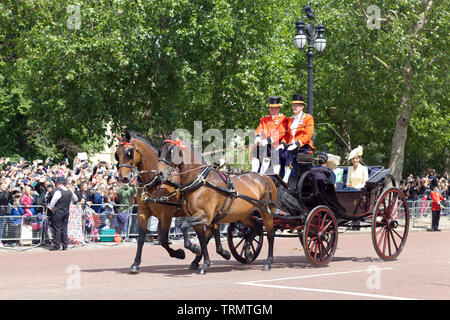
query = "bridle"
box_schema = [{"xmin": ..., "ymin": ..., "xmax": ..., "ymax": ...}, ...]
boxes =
[{"xmin": 116, "ymin": 141, "xmax": 137, "ymax": 170}]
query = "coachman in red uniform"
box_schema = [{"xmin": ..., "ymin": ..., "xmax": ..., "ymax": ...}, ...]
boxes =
[{"xmin": 251, "ymin": 96, "xmax": 288, "ymax": 174}]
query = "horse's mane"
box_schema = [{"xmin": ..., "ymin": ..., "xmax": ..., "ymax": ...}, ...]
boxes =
[{"xmin": 124, "ymin": 131, "xmax": 158, "ymax": 154}]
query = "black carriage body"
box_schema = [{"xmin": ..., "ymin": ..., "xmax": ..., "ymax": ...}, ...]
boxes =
[
  {"xmin": 296, "ymin": 166, "xmax": 392, "ymax": 221},
  {"xmin": 227, "ymin": 163, "xmax": 409, "ymax": 268}
]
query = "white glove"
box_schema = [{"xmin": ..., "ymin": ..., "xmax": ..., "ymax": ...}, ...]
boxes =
[
  {"xmin": 275, "ymin": 144, "xmax": 285, "ymax": 151},
  {"xmin": 261, "ymin": 139, "xmax": 268, "ymax": 147},
  {"xmin": 288, "ymin": 141, "xmax": 303, "ymax": 151},
  {"xmin": 254, "ymin": 136, "xmax": 262, "ymax": 145}
]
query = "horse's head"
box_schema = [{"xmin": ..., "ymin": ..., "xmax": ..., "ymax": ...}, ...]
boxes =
[
  {"xmin": 114, "ymin": 131, "xmax": 142, "ymax": 182},
  {"xmin": 157, "ymin": 137, "xmax": 203, "ymax": 184}
]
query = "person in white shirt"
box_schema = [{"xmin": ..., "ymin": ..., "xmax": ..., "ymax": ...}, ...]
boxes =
[{"xmin": 346, "ymin": 146, "xmax": 368, "ymax": 190}]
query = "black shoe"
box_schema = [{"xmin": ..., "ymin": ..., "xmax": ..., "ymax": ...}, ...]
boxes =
[
  {"xmin": 62, "ymin": 246, "xmax": 68, "ymax": 251},
  {"xmin": 49, "ymin": 247, "xmax": 60, "ymax": 251}
]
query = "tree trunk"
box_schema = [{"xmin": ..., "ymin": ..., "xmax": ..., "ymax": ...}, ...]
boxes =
[
  {"xmin": 388, "ymin": 0, "xmax": 434, "ymax": 185},
  {"xmin": 389, "ymin": 87, "xmax": 412, "ymax": 185}
]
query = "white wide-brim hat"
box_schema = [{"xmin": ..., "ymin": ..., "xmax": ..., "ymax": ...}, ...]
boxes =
[
  {"xmin": 327, "ymin": 154, "xmax": 341, "ymax": 167},
  {"xmin": 347, "ymin": 145, "xmax": 363, "ymax": 161}
]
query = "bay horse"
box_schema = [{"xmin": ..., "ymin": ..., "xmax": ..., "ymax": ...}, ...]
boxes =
[
  {"xmin": 114, "ymin": 132, "xmax": 230, "ymax": 273},
  {"xmin": 158, "ymin": 139, "xmax": 277, "ymax": 275}
]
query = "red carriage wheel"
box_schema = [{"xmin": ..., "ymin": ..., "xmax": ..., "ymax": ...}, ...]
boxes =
[
  {"xmin": 371, "ymin": 187, "xmax": 409, "ymax": 260},
  {"xmin": 303, "ymin": 206, "xmax": 338, "ymax": 267},
  {"xmin": 227, "ymin": 222, "xmax": 264, "ymax": 264}
]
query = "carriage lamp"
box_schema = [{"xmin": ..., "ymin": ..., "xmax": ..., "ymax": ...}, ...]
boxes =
[{"xmin": 293, "ymin": 3, "xmax": 326, "ymax": 118}]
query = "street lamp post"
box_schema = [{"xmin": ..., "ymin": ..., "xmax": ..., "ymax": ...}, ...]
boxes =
[{"xmin": 294, "ymin": 4, "xmax": 326, "ymax": 117}]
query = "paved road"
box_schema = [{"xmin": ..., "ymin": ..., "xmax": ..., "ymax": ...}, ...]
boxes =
[{"xmin": 1, "ymin": 228, "xmax": 449, "ymax": 301}]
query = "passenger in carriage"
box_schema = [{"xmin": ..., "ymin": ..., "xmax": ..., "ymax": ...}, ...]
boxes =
[
  {"xmin": 313, "ymin": 152, "xmax": 336, "ymax": 185},
  {"xmin": 251, "ymin": 96, "xmax": 288, "ymax": 175},
  {"xmin": 325, "ymin": 153, "xmax": 342, "ymax": 187},
  {"xmin": 346, "ymin": 145, "xmax": 369, "ymax": 190},
  {"xmin": 278, "ymin": 94, "xmax": 315, "ymax": 183}
]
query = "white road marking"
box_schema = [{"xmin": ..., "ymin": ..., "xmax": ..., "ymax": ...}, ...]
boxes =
[
  {"xmin": 237, "ymin": 268, "xmax": 393, "ymax": 283},
  {"xmin": 237, "ymin": 268, "xmax": 420, "ymax": 300},
  {"xmin": 238, "ymin": 282, "xmax": 417, "ymax": 300}
]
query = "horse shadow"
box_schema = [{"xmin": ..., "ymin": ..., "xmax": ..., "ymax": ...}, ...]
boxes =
[{"xmin": 81, "ymin": 255, "xmax": 373, "ymax": 277}]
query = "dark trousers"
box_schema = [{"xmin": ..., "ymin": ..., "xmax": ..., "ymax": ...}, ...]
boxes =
[
  {"xmin": 431, "ymin": 210, "xmax": 440, "ymax": 231},
  {"xmin": 51, "ymin": 211, "xmax": 69, "ymax": 248}
]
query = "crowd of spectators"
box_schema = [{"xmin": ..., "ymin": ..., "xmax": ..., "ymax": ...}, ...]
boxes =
[
  {"xmin": 399, "ymin": 169, "xmax": 449, "ymax": 217},
  {"xmin": 0, "ymin": 155, "xmax": 449, "ymax": 247},
  {"xmin": 400, "ymin": 169, "xmax": 449, "ymax": 202},
  {"xmin": 0, "ymin": 156, "xmax": 138, "ymax": 247}
]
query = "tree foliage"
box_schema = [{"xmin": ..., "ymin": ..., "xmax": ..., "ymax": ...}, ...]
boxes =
[{"xmin": 0, "ymin": 0, "xmax": 448, "ymax": 175}]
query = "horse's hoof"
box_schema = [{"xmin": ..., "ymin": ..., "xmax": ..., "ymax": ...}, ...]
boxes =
[
  {"xmin": 219, "ymin": 249, "xmax": 231, "ymax": 261},
  {"xmin": 189, "ymin": 262, "xmax": 199, "ymax": 270},
  {"xmin": 244, "ymin": 249, "xmax": 254, "ymax": 263},
  {"xmin": 198, "ymin": 268, "xmax": 207, "ymax": 275},
  {"xmin": 172, "ymin": 249, "xmax": 186, "ymax": 260},
  {"xmin": 262, "ymin": 264, "xmax": 271, "ymax": 271},
  {"xmin": 128, "ymin": 265, "xmax": 140, "ymax": 274}
]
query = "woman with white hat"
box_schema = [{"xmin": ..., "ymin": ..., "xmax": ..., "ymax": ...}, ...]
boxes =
[{"xmin": 346, "ymin": 145, "xmax": 368, "ymax": 190}]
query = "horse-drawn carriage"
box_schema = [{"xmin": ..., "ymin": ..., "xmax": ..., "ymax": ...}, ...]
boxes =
[
  {"xmin": 227, "ymin": 154, "xmax": 410, "ymax": 267},
  {"xmin": 115, "ymin": 132, "xmax": 409, "ymax": 275}
]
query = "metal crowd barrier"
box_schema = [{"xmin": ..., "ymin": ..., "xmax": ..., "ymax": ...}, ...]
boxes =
[
  {"xmin": 81, "ymin": 203, "xmax": 131, "ymax": 244},
  {"xmin": 0, "ymin": 205, "xmax": 45, "ymax": 250},
  {"xmin": 408, "ymin": 199, "xmax": 450, "ymax": 228},
  {"xmin": 3, "ymin": 199, "xmax": 447, "ymax": 251}
]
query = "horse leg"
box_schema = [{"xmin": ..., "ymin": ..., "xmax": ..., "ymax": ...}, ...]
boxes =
[
  {"xmin": 260, "ymin": 207, "xmax": 275, "ymax": 271},
  {"xmin": 193, "ymin": 225, "xmax": 211, "ymax": 275},
  {"xmin": 189, "ymin": 226, "xmax": 213, "ymax": 270},
  {"xmin": 212, "ymin": 224, "xmax": 231, "ymax": 260},
  {"xmin": 129, "ymin": 215, "xmax": 148, "ymax": 274},
  {"xmin": 263, "ymin": 226, "xmax": 275, "ymax": 271},
  {"xmin": 189, "ymin": 224, "xmax": 230, "ymax": 269},
  {"xmin": 159, "ymin": 214, "xmax": 185, "ymax": 260},
  {"xmin": 180, "ymin": 219, "xmax": 202, "ymax": 256}
]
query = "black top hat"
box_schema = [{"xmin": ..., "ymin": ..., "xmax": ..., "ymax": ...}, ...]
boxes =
[
  {"xmin": 55, "ymin": 176, "xmax": 66, "ymax": 185},
  {"xmin": 268, "ymin": 96, "xmax": 282, "ymax": 107},
  {"xmin": 291, "ymin": 94, "xmax": 306, "ymax": 105}
]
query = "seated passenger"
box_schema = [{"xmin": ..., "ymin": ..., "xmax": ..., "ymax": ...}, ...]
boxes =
[
  {"xmin": 325, "ymin": 153, "xmax": 342, "ymax": 187},
  {"xmin": 346, "ymin": 145, "xmax": 368, "ymax": 190},
  {"xmin": 313, "ymin": 152, "xmax": 336, "ymax": 185},
  {"xmin": 251, "ymin": 96, "xmax": 288, "ymax": 174}
]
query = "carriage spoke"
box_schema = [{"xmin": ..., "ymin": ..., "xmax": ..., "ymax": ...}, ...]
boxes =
[
  {"xmin": 391, "ymin": 228, "xmax": 404, "ymax": 243},
  {"xmin": 234, "ymin": 237, "xmax": 245, "ymax": 250},
  {"xmin": 387, "ymin": 193, "xmax": 398, "ymax": 219},
  {"xmin": 319, "ymin": 214, "xmax": 326, "ymax": 230},
  {"xmin": 387, "ymin": 228, "xmax": 392, "ymax": 256},
  {"xmin": 389, "ymin": 229, "xmax": 399, "ymax": 252},
  {"xmin": 320, "ymin": 220, "xmax": 333, "ymax": 233},
  {"xmin": 377, "ymin": 227, "xmax": 387, "ymax": 253}
]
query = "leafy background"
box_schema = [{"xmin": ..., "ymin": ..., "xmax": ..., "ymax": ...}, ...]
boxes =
[{"xmin": 1, "ymin": 0, "xmax": 448, "ymax": 178}]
